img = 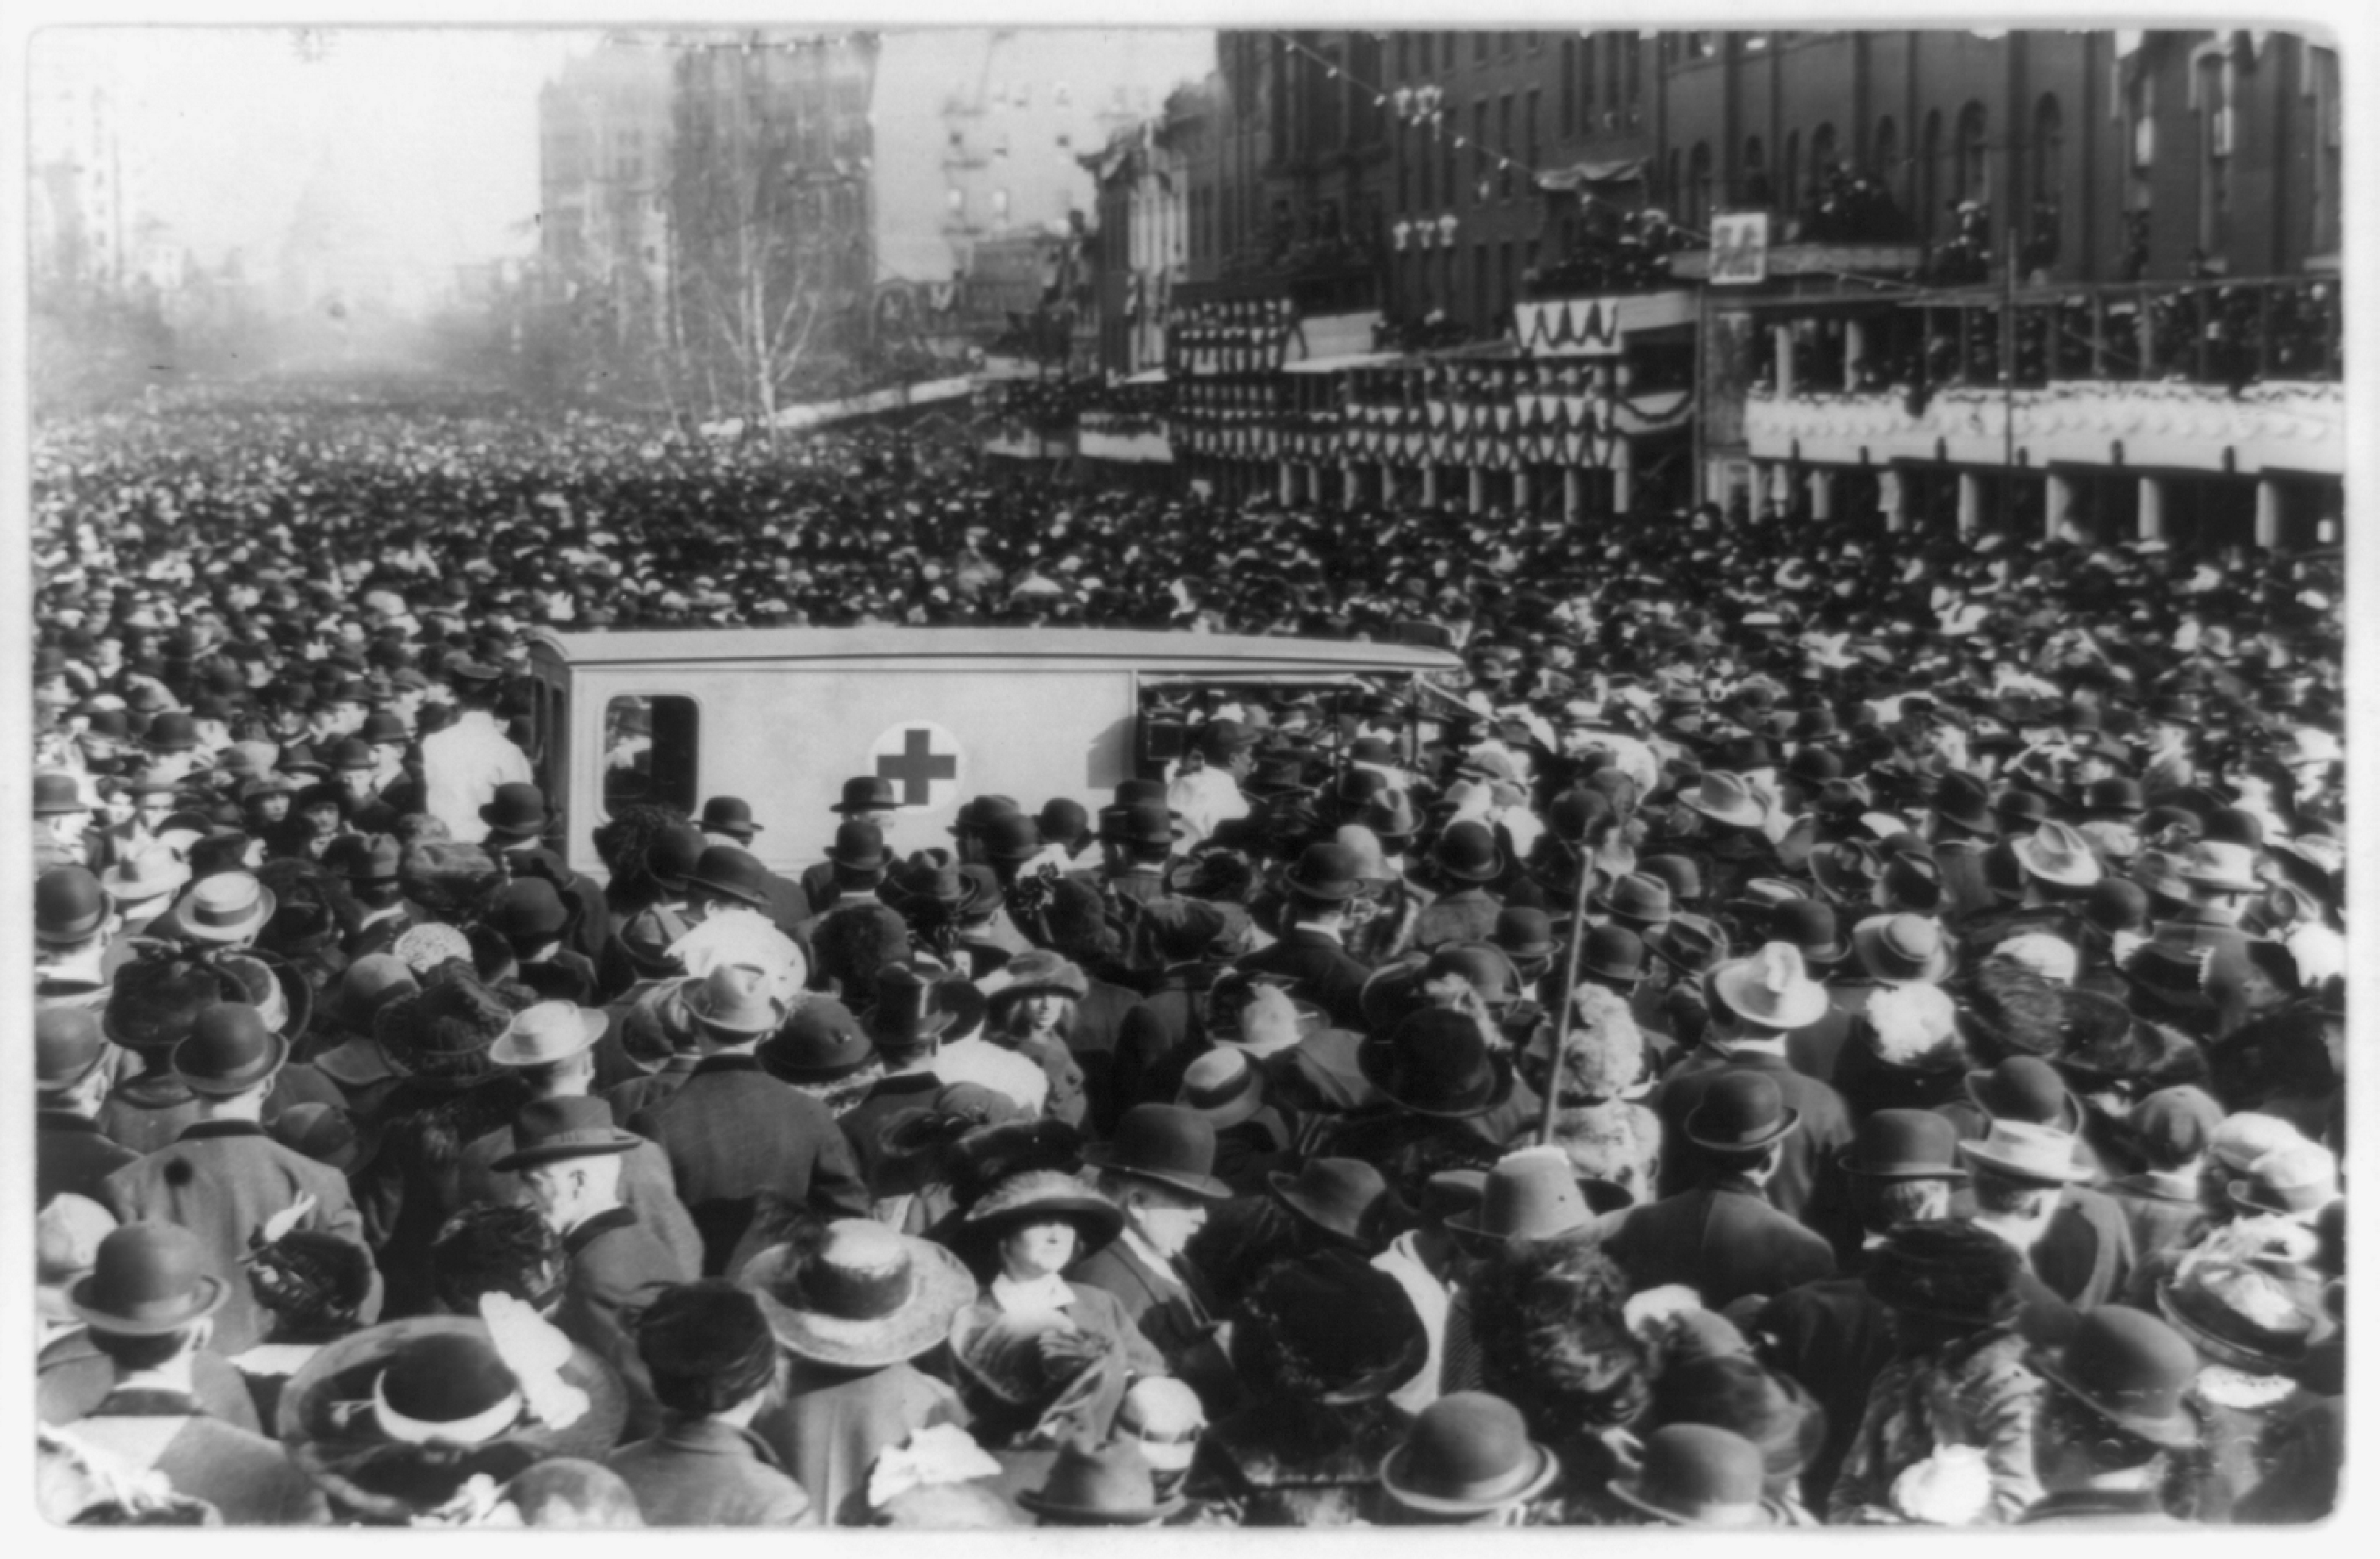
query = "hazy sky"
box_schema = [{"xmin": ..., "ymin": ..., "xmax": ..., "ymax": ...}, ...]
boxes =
[{"xmin": 35, "ymin": 28, "xmax": 597, "ymax": 275}]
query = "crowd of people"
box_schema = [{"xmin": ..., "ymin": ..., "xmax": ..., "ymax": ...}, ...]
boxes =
[{"xmin": 30, "ymin": 386, "xmax": 2347, "ymax": 1526}]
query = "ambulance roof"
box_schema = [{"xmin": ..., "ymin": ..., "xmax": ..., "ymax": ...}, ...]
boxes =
[{"xmin": 528, "ymin": 626, "xmax": 1461, "ymax": 676}]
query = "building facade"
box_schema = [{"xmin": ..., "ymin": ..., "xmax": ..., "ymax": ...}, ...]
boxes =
[
  {"xmin": 1156, "ymin": 28, "xmax": 2340, "ymax": 548},
  {"xmin": 537, "ymin": 40, "xmax": 677, "ymax": 362}
]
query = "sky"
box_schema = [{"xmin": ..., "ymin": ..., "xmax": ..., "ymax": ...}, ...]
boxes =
[{"xmin": 33, "ymin": 27, "xmax": 598, "ymax": 277}]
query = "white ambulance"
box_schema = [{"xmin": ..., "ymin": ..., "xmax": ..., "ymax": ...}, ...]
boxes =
[{"xmin": 520, "ymin": 626, "xmax": 1463, "ymax": 879}]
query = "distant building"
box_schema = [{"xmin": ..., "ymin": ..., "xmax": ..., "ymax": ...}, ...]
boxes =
[
  {"xmin": 537, "ymin": 40, "xmax": 677, "ymax": 355},
  {"xmin": 28, "ymin": 34, "xmax": 141, "ymax": 296},
  {"xmin": 1084, "ymin": 83, "xmax": 1203, "ymax": 378}
]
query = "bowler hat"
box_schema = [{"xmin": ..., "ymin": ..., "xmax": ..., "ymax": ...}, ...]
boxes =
[
  {"xmin": 863, "ymin": 964, "xmax": 956, "ymax": 1048},
  {"xmin": 1769, "ymin": 898, "xmax": 1847, "ymax": 966},
  {"xmin": 977, "ymin": 812, "xmax": 1042, "ymax": 862},
  {"xmin": 489, "ymin": 1000, "xmax": 607, "ymax": 1068},
  {"xmin": 1266, "ymin": 1157, "xmax": 1390, "ymax": 1247},
  {"xmin": 322, "ymin": 832, "xmax": 402, "ymax": 884},
  {"xmin": 1608, "ymin": 1425, "xmax": 1774, "ymax": 1527},
  {"xmin": 1431, "ymin": 820, "xmax": 1503, "ymax": 883},
  {"xmin": 1683, "ymin": 1071, "xmax": 1800, "ymax": 1154},
  {"xmin": 1851, "ymin": 912, "xmax": 1952, "ymax": 984},
  {"xmin": 682, "ymin": 844, "xmax": 774, "ymax": 908},
  {"xmin": 144, "ymin": 712, "xmax": 201, "ymax": 751},
  {"xmin": 1649, "ymin": 912, "xmax": 1729, "ymax": 976},
  {"xmin": 359, "ymin": 710, "xmax": 410, "ymax": 746},
  {"xmin": 699, "ymin": 796, "xmax": 762, "ymax": 840},
  {"xmin": 1445, "ymin": 1147, "xmax": 1595, "ymax": 1243},
  {"xmin": 478, "ymin": 782, "xmax": 550, "ymax": 841},
  {"xmin": 1957, "ymin": 1119, "xmax": 2091, "ymax": 1185},
  {"xmin": 1283, "ymin": 839, "xmax": 1367, "ymax": 901},
  {"xmin": 1081, "ymin": 1104, "xmax": 1232, "ymax": 1201},
  {"xmin": 36, "ymin": 1007, "xmax": 110, "ymax": 1091},
  {"xmin": 1359, "ymin": 1008, "xmax": 1515, "ymax": 1119},
  {"xmin": 1964, "ymin": 1054, "xmax": 2084, "ymax": 1134},
  {"xmin": 155, "ymin": 872, "xmax": 278, "ymax": 946},
  {"xmin": 1101, "ymin": 801, "xmax": 1179, "ymax": 849},
  {"xmin": 69, "ymin": 1222, "xmax": 228, "ymax": 1336},
  {"xmin": 2032, "ymin": 1307, "xmax": 2202, "ymax": 1450},
  {"xmin": 2083, "ymin": 777, "xmax": 2147, "ymax": 818},
  {"xmin": 1929, "ymin": 772, "xmax": 1996, "ymax": 835},
  {"xmin": 1016, "ymin": 1438, "xmax": 1184, "ymax": 1526},
  {"xmin": 36, "ymin": 866, "xmax": 114, "ymax": 946},
  {"xmin": 172, "ymin": 1001, "xmax": 289, "ymax": 1096},
  {"xmin": 1378, "ymin": 1392, "xmax": 1560, "ymax": 1516},
  {"xmin": 490, "ymin": 1096, "xmax": 643, "ymax": 1172},
  {"xmin": 1837, "ymin": 1108, "xmax": 1967, "ymax": 1181},
  {"xmin": 826, "ymin": 819, "xmax": 889, "ymax": 873},
  {"xmin": 831, "ymin": 775, "xmax": 900, "ymax": 814},
  {"xmin": 34, "ymin": 770, "xmax": 90, "ymax": 816},
  {"xmin": 760, "ymin": 996, "xmax": 877, "ymax": 1083},
  {"xmin": 483, "ymin": 877, "xmax": 572, "ymax": 947},
  {"xmin": 1491, "ymin": 905, "xmax": 1557, "ymax": 966},
  {"xmin": 1592, "ymin": 871, "xmax": 1675, "ymax": 927}
]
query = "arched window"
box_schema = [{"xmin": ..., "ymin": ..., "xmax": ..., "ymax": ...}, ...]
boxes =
[
  {"xmin": 1782, "ymin": 129, "xmax": 1801, "ymax": 219},
  {"xmin": 1810, "ymin": 122, "xmax": 1837, "ymax": 189},
  {"xmin": 1920, "ymin": 109, "xmax": 1943, "ymax": 240},
  {"xmin": 2029, "ymin": 94, "xmax": 2064, "ymax": 268},
  {"xmin": 1687, "ymin": 141, "xmax": 1713, "ymax": 230},
  {"xmin": 2197, "ymin": 52, "xmax": 2233, "ymax": 257},
  {"xmin": 1956, "ymin": 102, "xmax": 1989, "ymax": 205},
  {"xmin": 1874, "ymin": 116, "xmax": 1900, "ymax": 207},
  {"xmin": 1741, "ymin": 135, "xmax": 1768, "ymax": 205}
]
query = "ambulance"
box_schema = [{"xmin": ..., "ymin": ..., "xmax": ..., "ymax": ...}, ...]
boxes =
[{"xmin": 520, "ymin": 626, "xmax": 1464, "ymax": 880}]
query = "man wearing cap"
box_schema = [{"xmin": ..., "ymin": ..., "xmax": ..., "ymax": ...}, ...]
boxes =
[
  {"xmin": 2101, "ymin": 1085, "xmax": 2226, "ymax": 1262},
  {"xmin": 1069, "ymin": 1104, "xmax": 1234, "ymax": 1396},
  {"xmin": 501, "ymin": 1095, "xmax": 692, "ymax": 1442},
  {"xmin": 455, "ymin": 1000, "xmax": 704, "ymax": 1278},
  {"xmin": 482, "ymin": 781, "xmax": 614, "ymax": 968},
  {"xmin": 47, "ymin": 1222, "xmax": 330, "ymax": 1523},
  {"xmin": 1603, "ymin": 1072, "xmax": 1837, "ymax": 1310},
  {"xmin": 37, "ymin": 1008, "xmax": 140, "ymax": 1208},
  {"xmin": 626, "ymin": 963, "xmax": 871, "ymax": 1276},
  {"xmin": 1233, "ymin": 841, "xmax": 1375, "ymax": 1032},
  {"xmin": 102, "ymin": 1004, "xmax": 380, "ymax": 1358},
  {"xmin": 418, "ymin": 659, "xmax": 533, "ymax": 843},
  {"xmin": 2018, "ymin": 1307, "xmax": 2201, "ymax": 1526},
  {"xmin": 34, "ymin": 865, "xmax": 121, "ymax": 1012},
  {"xmin": 1166, "ymin": 717, "xmax": 1259, "ymax": 851}
]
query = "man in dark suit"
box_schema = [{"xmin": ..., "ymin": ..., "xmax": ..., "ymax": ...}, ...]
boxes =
[
  {"xmin": 1649, "ymin": 943, "xmax": 1856, "ymax": 1223},
  {"xmin": 502, "ymin": 1095, "xmax": 692, "ymax": 1444},
  {"xmin": 1069, "ymin": 1104, "xmax": 1236, "ymax": 1408},
  {"xmin": 36, "ymin": 1008, "xmax": 137, "ymax": 1208},
  {"xmin": 628, "ymin": 965, "xmax": 871, "ymax": 1275},
  {"xmin": 51, "ymin": 1222, "xmax": 330, "ymax": 1523},
  {"xmin": 1603, "ymin": 1071, "xmax": 1838, "ymax": 1310},
  {"xmin": 1234, "ymin": 842, "xmax": 1374, "ymax": 1032}
]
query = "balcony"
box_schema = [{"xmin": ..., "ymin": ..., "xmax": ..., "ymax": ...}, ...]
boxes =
[
  {"xmin": 1670, "ymin": 243, "xmax": 1924, "ymax": 282},
  {"xmin": 1513, "ymin": 290, "xmax": 1696, "ymax": 358}
]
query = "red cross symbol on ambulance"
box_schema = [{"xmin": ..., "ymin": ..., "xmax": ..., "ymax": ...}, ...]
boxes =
[{"xmin": 869, "ymin": 721, "xmax": 964, "ymax": 808}]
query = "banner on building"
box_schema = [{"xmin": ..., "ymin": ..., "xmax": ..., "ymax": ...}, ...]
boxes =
[{"xmin": 1708, "ymin": 211, "xmax": 1770, "ymax": 286}]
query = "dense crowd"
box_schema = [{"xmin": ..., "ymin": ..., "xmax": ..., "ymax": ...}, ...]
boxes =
[{"xmin": 31, "ymin": 387, "xmax": 2347, "ymax": 1526}]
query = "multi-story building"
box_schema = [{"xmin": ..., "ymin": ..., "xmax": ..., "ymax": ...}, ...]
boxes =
[
  {"xmin": 29, "ymin": 34, "xmax": 141, "ymax": 297},
  {"xmin": 1085, "ymin": 83, "xmax": 1203, "ymax": 378},
  {"xmin": 1161, "ymin": 29, "xmax": 2341, "ymax": 549},
  {"xmin": 537, "ymin": 40, "xmax": 676, "ymax": 358}
]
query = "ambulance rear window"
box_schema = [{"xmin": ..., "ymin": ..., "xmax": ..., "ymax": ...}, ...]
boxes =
[{"xmin": 603, "ymin": 694, "xmax": 699, "ymax": 817}]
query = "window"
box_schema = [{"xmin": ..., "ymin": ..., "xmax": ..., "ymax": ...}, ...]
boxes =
[
  {"xmin": 1921, "ymin": 109, "xmax": 1943, "ymax": 240},
  {"xmin": 1475, "ymin": 32, "xmax": 1488, "ymax": 64},
  {"xmin": 1742, "ymin": 135, "xmax": 1768, "ymax": 205},
  {"xmin": 1561, "ymin": 38, "xmax": 1576, "ymax": 134},
  {"xmin": 1874, "ymin": 116, "xmax": 1899, "ymax": 208},
  {"xmin": 1622, "ymin": 35, "xmax": 1641, "ymax": 117},
  {"xmin": 604, "ymin": 695, "xmax": 697, "ymax": 816},
  {"xmin": 2197, "ymin": 53, "xmax": 2232, "ymax": 257},
  {"xmin": 2310, "ymin": 47, "xmax": 2340, "ymax": 254},
  {"xmin": 1956, "ymin": 102, "xmax": 1989, "ymax": 205},
  {"xmin": 1810, "ymin": 122, "xmax": 1837, "ymax": 189},
  {"xmin": 1783, "ymin": 130, "xmax": 1800, "ymax": 219},
  {"xmin": 1687, "ymin": 141, "xmax": 1714, "ymax": 229},
  {"xmin": 1499, "ymin": 95, "xmax": 1514, "ymax": 198},
  {"xmin": 1472, "ymin": 99, "xmax": 1488, "ymax": 201},
  {"xmin": 1418, "ymin": 32, "xmax": 1434, "ymax": 76},
  {"xmin": 2031, "ymin": 94, "xmax": 2064, "ymax": 263},
  {"xmin": 1526, "ymin": 88, "xmax": 1541, "ymax": 177},
  {"xmin": 1582, "ymin": 36, "xmax": 1598, "ymax": 117}
]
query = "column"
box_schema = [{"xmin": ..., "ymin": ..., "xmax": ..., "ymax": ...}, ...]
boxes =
[
  {"xmin": 2046, "ymin": 473, "xmax": 2078, "ymax": 541},
  {"xmin": 1844, "ymin": 318, "xmax": 1868, "ymax": 391},
  {"xmin": 1422, "ymin": 463, "xmax": 1440, "ymax": 507},
  {"xmin": 1513, "ymin": 467, "xmax": 1534, "ymax": 516},
  {"xmin": 1808, "ymin": 468, "xmax": 1836, "ymax": 520},
  {"xmin": 1379, "ymin": 462, "xmax": 1395, "ymax": 509},
  {"xmin": 1468, "ymin": 466, "xmax": 1487, "ymax": 514},
  {"xmin": 1773, "ymin": 324, "xmax": 1798, "ymax": 397},
  {"xmin": 1563, "ymin": 467, "xmax": 1583, "ymax": 524},
  {"xmin": 1879, "ymin": 470, "xmax": 1908, "ymax": 533},
  {"xmin": 1278, "ymin": 460, "xmax": 1296, "ymax": 506},
  {"xmin": 1957, "ymin": 473, "xmax": 1984, "ymax": 539},
  {"xmin": 2138, "ymin": 477, "xmax": 2167, "ymax": 543},
  {"xmin": 1612, "ymin": 440, "xmax": 1636, "ymax": 513},
  {"xmin": 2255, "ymin": 478, "xmax": 2282, "ymax": 549}
]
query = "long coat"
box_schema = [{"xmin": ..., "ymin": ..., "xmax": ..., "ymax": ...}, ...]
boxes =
[
  {"xmin": 751, "ymin": 1359, "xmax": 966, "ymax": 1527},
  {"xmin": 1649, "ymin": 1046, "xmax": 1855, "ymax": 1223},
  {"xmin": 606, "ymin": 1417, "xmax": 812, "ymax": 1526},
  {"xmin": 1234, "ymin": 930, "xmax": 1372, "ymax": 1033},
  {"xmin": 455, "ymin": 1123, "xmax": 704, "ymax": 1280},
  {"xmin": 66, "ymin": 1388, "xmax": 330, "ymax": 1524},
  {"xmin": 1601, "ymin": 1174, "xmax": 1839, "ymax": 1310},
  {"xmin": 1065, "ymin": 1235, "xmax": 1219, "ymax": 1377},
  {"xmin": 627, "ymin": 1053, "xmax": 871, "ymax": 1274}
]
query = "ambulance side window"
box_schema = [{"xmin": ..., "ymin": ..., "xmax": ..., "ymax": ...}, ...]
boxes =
[{"xmin": 603, "ymin": 694, "xmax": 698, "ymax": 817}]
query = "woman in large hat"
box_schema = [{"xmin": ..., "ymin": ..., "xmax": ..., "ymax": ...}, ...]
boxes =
[
  {"xmin": 1320, "ymin": 1008, "xmax": 1527, "ymax": 1207},
  {"xmin": 945, "ymin": 1166, "xmax": 1160, "ymax": 1378},
  {"xmin": 742, "ymin": 1219, "xmax": 977, "ymax": 1526},
  {"xmin": 981, "ymin": 950, "xmax": 1092, "ymax": 1129}
]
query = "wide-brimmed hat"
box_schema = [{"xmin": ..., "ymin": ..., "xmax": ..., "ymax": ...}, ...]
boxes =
[
  {"xmin": 831, "ymin": 775, "xmax": 900, "ymax": 814},
  {"xmin": 2178, "ymin": 839, "xmax": 2261, "ymax": 895},
  {"xmin": 1809, "ymin": 839, "xmax": 1885, "ymax": 904},
  {"xmin": 862, "ymin": 963, "xmax": 956, "ymax": 1048},
  {"xmin": 69, "ymin": 1222, "xmax": 228, "ymax": 1336},
  {"xmin": 991, "ymin": 949, "xmax": 1090, "ymax": 1004},
  {"xmin": 1267, "ymin": 1157, "xmax": 1392, "ymax": 1248},
  {"xmin": 155, "ymin": 872, "xmax": 277, "ymax": 945},
  {"xmin": 1649, "ymin": 912, "xmax": 1730, "ymax": 977},
  {"xmin": 99, "ymin": 846, "xmax": 190, "ymax": 910},
  {"xmin": 1863, "ymin": 1218, "xmax": 2023, "ymax": 1327},
  {"xmin": 1837, "ymin": 1108, "xmax": 1967, "ymax": 1181},
  {"xmin": 1445, "ymin": 1146, "xmax": 1595, "ymax": 1243},
  {"xmin": 1592, "ymin": 871, "xmax": 1675, "ymax": 927},
  {"xmin": 277, "ymin": 1315, "xmax": 628, "ymax": 1522},
  {"xmin": 489, "ymin": 1000, "xmax": 606, "ymax": 1068},
  {"xmin": 1851, "ymin": 912, "xmax": 1953, "ymax": 985},
  {"xmin": 1081, "ymin": 1104, "xmax": 1233, "ymax": 1201},
  {"xmin": 2156, "ymin": 1258, "xmax": 2318, "ymax": 1375},
  {"xmin": 743, "ymin": 1220, "xmax": 978, "ymax": 1369},
  {"xmin": 1608, "ymin": 1425, "xmax": 1775, "ymax": 1527},
  {"xmin": 1683, "ymin": 1072, "xmax": 1800, "ymax": 1154},
  {"xmin": 490, "ymin": 1096, "xmax": 643, "ymax": 1171},
  {"xmin": 682, "ymin": 962, "xmax": 788, "ymax": 1038},
  {"xmin": 759, "ymin": 996, "xmax": 877, "ymax": 1084},
  {"xmin": 2030, "ymin": 1307, "xmax": 2202, "ymax": 1451},
  {"xmin": 1177, "ymin": 1046, "xmax": 1269, "ymax": 1131},
  {"xmin": 1232, "ymin": 1248, "xmax": 1428, "ymax": 1406},
  {"xmin": 1683, "ymin": 770, "xmax": 1767, "ymax": 831},
  {"xmin": 1957, "ymin": 1119, "xmax": 2091, "ymax": 1185},
  {"xmin": 954, "ymin": 1168, "xmax": 1125, "ymax": 1261},
  {"xmin": 1710, "ymin": 942, "xmax": 1828, "ymax": 1031},
  {"xmin": 2010, "ymin": 821, "xmax": 2102, "ymax": 889},
  {"xmin": 172, "ymin": 1001, "xmax": 290, "ymax": 1097},
  {"xmin": 1378, "ymin": 1392, "xmax": 1560, "ymax": 1517},
  {"xmin": 1358, "ymin": 1008, "xmax": 1515, "ymax": 1119},
  {"xmin": 2227, "ymin": 1141, "xmax": 2340, "ymax": 1219},
  {"xmin": 1015, "ymin": 1439, "xmax": 1184, "ymax": 1526},
  {"xmin": 682, "ymin": 845, "xmax": 773, "ymax": 908}
]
